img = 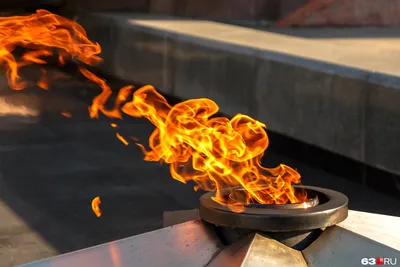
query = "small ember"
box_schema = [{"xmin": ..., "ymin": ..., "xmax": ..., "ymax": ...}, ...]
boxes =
[
  {"xmin": 37, "ymin": 68, "xmax": 49, "ymax": 90},
  {"xmin": 131, "ymin": 136, "xmax": 140, "ymax": 142},
  {"xmin": 61, "ymin": 111, "xmax": 72, "ymax": 118},
  {"xmin": 91, "ymin": 196, "xmax": 102, "ymax": 217},
  {"xmin": 116, "ymin": 133, "xmax": 129, "ymax": 146}
]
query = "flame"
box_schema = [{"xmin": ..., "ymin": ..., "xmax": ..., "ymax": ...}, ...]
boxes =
[
  {"xmin": 37, "ymin": 68, "xmax": 49, "ymax": 89},
  {"xmin": 116, "ymin": 133, "xmax": 129, "ymax": 146},
  {"xmin": 91, "ymin": 196, "xmax": 102, "ymax": 217},
  {"xmin": 111, "ymin": 123, "xmax": 117, "ymax": 128},
  {"xmin": 61, "ymin": 111, "xmax": 72, "ymax": 118},
  {"xmin": 0, "ymin": 10, "xmax": 306, "ymax": 213},
  {"xmin": 120, "ymin": 85, "xmax": 306, "ymax": 212},
  {"xmin": 0, "ymin": 9, "xmax": 101, "ymax": 90}
]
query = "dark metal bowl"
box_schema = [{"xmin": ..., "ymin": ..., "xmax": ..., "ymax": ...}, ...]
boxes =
[{"xmin": 199, "ymin": 186, "xmax": 348, "ymax": 232}]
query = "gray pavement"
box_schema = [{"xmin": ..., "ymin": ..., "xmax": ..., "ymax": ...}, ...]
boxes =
[{"xmin": 0, "ymin": 67, "xmax": 399, "ymax": 266}]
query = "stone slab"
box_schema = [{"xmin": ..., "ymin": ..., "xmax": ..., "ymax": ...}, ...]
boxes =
[
  {"xmin": 19, "ymin": 220, "xmax": 222, "ymax": 267},
  {"xmin": 208, "ymin": 233, "xmax": 307, "ymax": 267},
  {"xmin": 304, "ymin": 210, "xmax": 400, "ymax": 266},
  {"xmin": 339, "ymin": 210, "xmax": 400, "ymax": 251},
  {"xmin": 303, "ymin": 226, "xmax": 400, "ymax": 267}
]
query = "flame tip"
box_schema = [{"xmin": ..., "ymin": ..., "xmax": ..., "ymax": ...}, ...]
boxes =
[{"xmin": 91, "ymin": 196, "xmax": 102, "ymax": 217}]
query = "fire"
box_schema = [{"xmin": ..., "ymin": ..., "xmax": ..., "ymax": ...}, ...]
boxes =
[
  {"xmin": 37, "ymin": 68, "xmax": 49, "ymax": 89},
  {"xmin": 61, "ymin": 111, "xmax": 72, "ymax": 118},
  {"xmin": 0, "ymin": 9, "xmax": 101, "ymax": 90},
  {"xmin": 91, "ymin": 196, "xmax": 102, "ymax": 217},
  {"xmin": 116, "ymin": 133, "xmax": 129, "ymax": 146},
  {"xmin": 0, "ymin": 10, "xmax": 307, "ymax": 213},
  {"xmin": 120, "ymin": 86, "xmax": 306, "ymax": 212}
]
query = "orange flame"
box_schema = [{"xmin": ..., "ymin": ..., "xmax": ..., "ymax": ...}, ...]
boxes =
[
  {"xmin": 0, "ymin": 10, "xmax": 306, "ymax": 213},
  {"xmin": 61, "ymin": 111, "xmax": 72, "ymax": 118},
  {"xmin": 120, "ymin": 86, "xmax": 306, "ymax": 212},
  {"xmin": 116, "ymin": 133, "xmax": 129, "ymax": 146},
  {"xmin": 91, "ymin": 196, "xmax": 102, "ymax": 217},
  {"xmin": 37, "ymin": 68, "xmax": 49, "ymax": 90},
  {"xmin": 0, "ymin": 9, "xmax": 102, "ymax": 90}
]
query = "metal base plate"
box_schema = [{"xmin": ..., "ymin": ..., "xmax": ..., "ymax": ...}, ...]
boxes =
[{"xmin": 19, "ymin": 210, "xmax": 400, "ymax": 267}]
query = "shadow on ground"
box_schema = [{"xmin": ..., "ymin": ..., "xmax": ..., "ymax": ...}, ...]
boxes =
[{"xmin": 0, "ymin": 66, "xmax": 399, "ymax": 266}]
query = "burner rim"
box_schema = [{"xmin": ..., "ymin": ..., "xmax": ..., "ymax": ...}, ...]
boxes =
[
  {"xmin": 228, "ymin": 187, "xmax": 320, "ymax": 209},
  {"xmin": 199, "ymin": 185, "xmax": 348, "ymax": 232}
]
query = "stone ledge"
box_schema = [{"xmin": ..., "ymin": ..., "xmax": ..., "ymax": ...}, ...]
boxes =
[{"xmin": 66, "ymin": 11, "xmax": 400, "ymax": 176}]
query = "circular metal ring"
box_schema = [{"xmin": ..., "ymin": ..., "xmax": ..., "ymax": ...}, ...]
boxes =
[
  {"xmin": 199, "ymin": 186, "xmax": 348, "ymax": 232},
  {"xmin": 229, "ymin": 187, "xmax": 320, "ymax": 209}
]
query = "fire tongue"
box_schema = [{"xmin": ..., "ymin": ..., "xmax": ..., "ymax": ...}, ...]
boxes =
[
  {"xmin": 0, "ymin": 9, "xmax": 102, "ymax": 90},
  {"xmin": 0, "ymin": 10, "xmax": 306, "ymax": 213},
  {"xmin": 121, "ymin": 86, "xmax": 307, "ymax": 212}
]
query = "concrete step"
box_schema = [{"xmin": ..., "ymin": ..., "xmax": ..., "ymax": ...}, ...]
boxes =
[{"xmin": 64, "ymin": 11, "xmax": 400, "ymax": 177}]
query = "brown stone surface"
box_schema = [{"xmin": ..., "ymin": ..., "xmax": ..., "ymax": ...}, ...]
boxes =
[
  {"xmin": 149, "ymin": 0, "xmax": 175, "ymax": 14},
  {"xmin": 64, "ymin": 0, "xmax": 149, "ymax": 11},
  {"xmin": 275, "ymin": 0, "xmax": 400, "ymax": 27},
  {"xmin": 279, "ymin": 0, "xmax": 310, "ymax": 18},
  {"xmin": 149, "ymin": 0, "xmax": 280, "ymax": 21},
  {"xmin": 63, "ymin": 0, "xmax": 309, "ymax": 21}
]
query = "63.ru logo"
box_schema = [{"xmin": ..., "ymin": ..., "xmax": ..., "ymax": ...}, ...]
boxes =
[{"xmin": 361, "ymin": 258, "xmax": 397, "ymax": 265}]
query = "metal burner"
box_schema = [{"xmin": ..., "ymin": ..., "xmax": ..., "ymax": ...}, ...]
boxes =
[
  {"xmin": 200, "ymin": 186, "xmax": 348, "ymax": 232},
  {"xmin": 19, "ymin": 184, "xmax": 400, "ymax": 267}
]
